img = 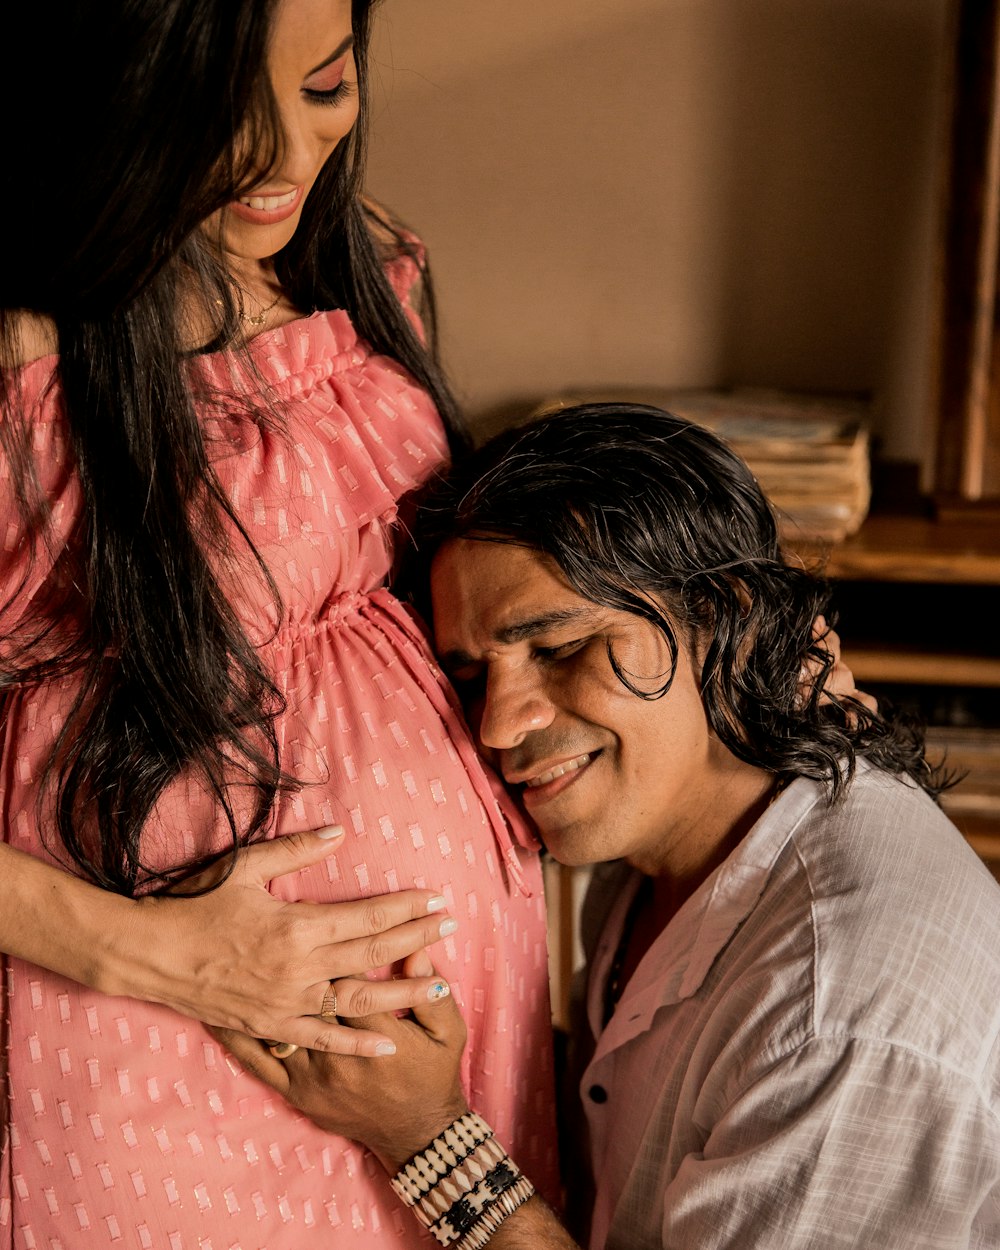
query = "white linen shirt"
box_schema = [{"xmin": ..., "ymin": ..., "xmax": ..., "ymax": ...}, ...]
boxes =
[{"xmin": 578, "ymin": 764, "xmax": 1000, "ymax": 1249}]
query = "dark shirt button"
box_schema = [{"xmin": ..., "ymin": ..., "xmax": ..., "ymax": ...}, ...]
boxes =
[{"xmin": 588, "ymin": 1084, "xmax": 608, "ymax": 1104}]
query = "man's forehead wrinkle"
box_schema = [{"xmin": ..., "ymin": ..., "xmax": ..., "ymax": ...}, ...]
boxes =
[
  {"xmin": 440, "ymin": 606, "xmax": 601, "ymax": 670},
  {"xmin": 494, "ymin": 605, "xmax": 601, "ymax": 645}
]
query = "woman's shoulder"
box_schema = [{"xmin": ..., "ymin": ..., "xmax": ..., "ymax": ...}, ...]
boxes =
[
  {"xmin": 362, "ymin": 199, "xmax": 427, "ymax": 332},
  {"xmin": 0, "ymin": 313, "xmax": 61, "ymax": 420},
  {"xmin": 1, "ymin": 311, "xmax": 59, "ymax": 370},
  {"xmin": 363, "ymin": 198, "xmax": 424, "ymax": 262}
]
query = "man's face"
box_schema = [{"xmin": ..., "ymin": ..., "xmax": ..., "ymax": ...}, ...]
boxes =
[{"xmin": 431, "ymin": 538, "xmax": 749, "ymax": 874}]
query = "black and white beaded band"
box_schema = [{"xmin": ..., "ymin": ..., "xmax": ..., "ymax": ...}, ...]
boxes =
[
  {"xmin": 390, "ymin": 1112, "xmax": 495, "ymax": 1206},
  {"xmin": 390, "ymin": 1113, "xmax": 535, "ymax": 1247}
]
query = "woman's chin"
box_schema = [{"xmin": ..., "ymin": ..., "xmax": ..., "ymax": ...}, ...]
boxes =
[{"xmin": 216, "ymin": 206, "xmax": 305, "ymax": 265}]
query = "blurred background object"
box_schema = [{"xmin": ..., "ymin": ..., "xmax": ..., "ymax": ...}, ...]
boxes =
[
  {"xmin": 537, "ymin": 387, "xmax": 872, "ymax": 543},
  {"xmin": 928, "ymin": 0, "xmax": 1000, "ymax": 519},
  {"xmin": 368, "ymin": 0, "xmax": 946, "ymax": 463}
]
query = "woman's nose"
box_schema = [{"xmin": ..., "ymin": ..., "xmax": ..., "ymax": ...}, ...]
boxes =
[{"xmin": 273, "ymin": 115, "xmax": 325, "ymax": 188}]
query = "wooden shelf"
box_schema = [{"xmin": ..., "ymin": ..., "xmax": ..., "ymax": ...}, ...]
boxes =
[
  {"xmin": 959, "ymin": 831, "xmax": 1000, "ymax": 884},
  {"xmin": 845, "ymin": 648, "xmax": 1000, "ymax": 687},
  {"xmin": 792, "ymin": 512, "xmax": 1000, "ymax": 584},
  {"xmin": 797, "ymin": 505, "xmax": 1000, "ymax": 857}
]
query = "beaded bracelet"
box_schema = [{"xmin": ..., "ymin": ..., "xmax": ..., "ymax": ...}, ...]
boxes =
[
  {"xmin": 454, "ymin": 1175, "xmax": 536, "ymax": 1250},
  {"xmin": 391, "ymin": 1112, "xmax": 494, "ymax": 1205},
  {"xmin": 391, "ymin": 1112, "xmax": 535, "ymax": 1247}
]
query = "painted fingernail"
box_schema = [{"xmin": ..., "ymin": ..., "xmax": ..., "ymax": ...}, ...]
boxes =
[
  {"xmin": 439, "ymin": 918, "xmax": 459, "ymax": 937},
  {"xmin": 317, "ymin": 825, "xmax": 345, "ymax": 840},
  {"xmin": 428, "ymin": 981, "xmax": 451, "ymax": 1001},
  {"xmin": 375, "ymin": 1041, "xmax": 397, "ymax": 1056},
  {"xmin": 426, "ymin": 894, "xmax": 447, "ymax": 912}
]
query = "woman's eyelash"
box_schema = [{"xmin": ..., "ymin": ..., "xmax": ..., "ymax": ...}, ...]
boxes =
[{"xmin": 302, "ymin": 78, "xmax": 357, "ymax": 107}]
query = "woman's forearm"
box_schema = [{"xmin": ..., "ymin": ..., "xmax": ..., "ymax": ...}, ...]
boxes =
[
  {"xmin": 0, "ymin": 841, "xmax": 138, "ymax": 992},
  {"xmin": 0, "ymin": 833, "xmax": 461, "ymax": 1053}
]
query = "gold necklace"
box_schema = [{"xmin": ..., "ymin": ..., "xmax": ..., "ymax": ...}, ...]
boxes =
[
  {"xmin": 241, "ymin": 290, "xmax": 282, "ymax": 327},
  {"xmin": 215, "ymin": 287, "xmax": 283, "ymax": 329}
]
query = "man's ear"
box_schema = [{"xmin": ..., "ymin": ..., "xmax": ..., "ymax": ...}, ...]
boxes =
[
  {"xmin": 688, "ymin": 577, "xmax": 758, "ymax": 705},
  {"xmin": 731, "ymin": 577, "xmax": 754, "ymax": 620}
]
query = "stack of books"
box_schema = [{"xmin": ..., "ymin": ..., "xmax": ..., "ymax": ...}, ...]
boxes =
[{"xmin": 534, "ymin": 388, "xmax": 872, "ymax": 544}]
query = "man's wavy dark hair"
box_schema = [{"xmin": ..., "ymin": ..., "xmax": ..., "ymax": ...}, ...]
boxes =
[{"xmin": 413, "ymin": 402, "xmax": 945, "ymax": 802}]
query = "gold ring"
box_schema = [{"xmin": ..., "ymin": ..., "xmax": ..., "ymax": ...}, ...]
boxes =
[
  {"xmin": 319, "ymin": 982, "xmax": 338, "ymax": 1021},
  {"xmin": 267, "ymin": 1041, "xmax": 299, "ymax": 1060}
]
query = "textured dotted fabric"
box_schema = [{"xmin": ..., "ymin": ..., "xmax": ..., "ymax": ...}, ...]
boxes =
[{"xmin": 0, "ymin": 265, "xmax": 557, "ymax": 1246}]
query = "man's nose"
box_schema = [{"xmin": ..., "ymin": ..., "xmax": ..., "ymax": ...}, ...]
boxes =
[{"xmin": 476, "ymin": 672, "xmax": 555, "ymax": 751}]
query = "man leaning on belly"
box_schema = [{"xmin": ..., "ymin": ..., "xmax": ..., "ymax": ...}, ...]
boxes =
[{"xmin": 218, "ymin": 403, "xmax": 1000, "ymax": 1250}]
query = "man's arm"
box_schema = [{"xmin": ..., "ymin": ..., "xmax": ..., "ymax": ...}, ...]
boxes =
[
  {"xmin": 213, "ymin": 950, "xmax": 581, "ymax": 1249},
  {"xmin": 453, "ymin": 1197, "xmax": 579, "ymax": 1249}
]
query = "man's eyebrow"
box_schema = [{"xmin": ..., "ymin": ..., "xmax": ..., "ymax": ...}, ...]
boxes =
[
  {"xmin": 440, "ymin": 606, "xmax": 601, "ymax": 672},
  {"xmin": 305, "ymin": 34, "xmax": 354, "ymax": 78},
  {"xmin": 494, "ymin": 606, "xmax": 598, "ymax": 644}
]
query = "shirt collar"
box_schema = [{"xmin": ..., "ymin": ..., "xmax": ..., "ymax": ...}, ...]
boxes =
[{"xmin": 588, "ymin": 775, "xmax": 824, "ymax": 1046}]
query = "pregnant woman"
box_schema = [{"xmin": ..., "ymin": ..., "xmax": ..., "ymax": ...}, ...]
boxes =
[{"xmin": 0, "ymin": 1, "xmax": 556, "ymax": 1245}]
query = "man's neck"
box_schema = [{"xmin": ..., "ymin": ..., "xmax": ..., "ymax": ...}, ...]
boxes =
[
  {"xmin": 628, "ymin": 763, "xmax": 778, "ymax": 903},
  {"xmin": 599, "ymin": 759, "xmax": 784, "ymax": 1028},
  {"xmin": 611, "ymin": 771, "xmax": 781, "ymax": 1007}
]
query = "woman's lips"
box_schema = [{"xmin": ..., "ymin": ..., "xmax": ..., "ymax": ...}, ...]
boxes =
[{"xmin": 228, "ymin": 186, "xmax": 303, "ymax": 225}]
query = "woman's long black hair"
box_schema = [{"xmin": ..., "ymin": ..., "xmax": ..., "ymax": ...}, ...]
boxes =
[
  {"xmin": 0, "ymin": 0, "xmax": 463, "ymax": 894},
  {"xmin": 414, "ymin": 403, "xmax": 945, "ymax": 801}
]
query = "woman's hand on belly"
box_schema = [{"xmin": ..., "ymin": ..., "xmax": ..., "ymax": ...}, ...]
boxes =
[
  {"xmin": 210, "ymin": 949, "xmax": 469, "ymax": 1172},
  {"xmin": 123, "ymin": 828, "xmax": 458, "ymax": 1056}
]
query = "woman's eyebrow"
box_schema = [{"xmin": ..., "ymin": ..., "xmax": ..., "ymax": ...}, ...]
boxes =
[{"xmin": 305, "ymin": 34, "xmax": 354, "ymax": 78}]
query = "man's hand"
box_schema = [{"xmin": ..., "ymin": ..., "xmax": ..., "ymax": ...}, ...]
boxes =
[
  {"xmin": 212, "ymin": 949, "xmax": 469, "ymax": 1171},
  {"xmin": 213, "ymin": 954, "xmax": 582, "ymax": 1248}
]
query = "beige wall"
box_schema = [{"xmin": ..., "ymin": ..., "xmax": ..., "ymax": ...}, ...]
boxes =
[{"xmin": 367, "ymin": 0, "xmax": 951, "ymax": 460}]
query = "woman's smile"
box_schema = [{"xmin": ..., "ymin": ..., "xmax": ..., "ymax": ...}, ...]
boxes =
[{"xmin": 229, "ymin": 185, "xmax": 303, "ymax": 224}]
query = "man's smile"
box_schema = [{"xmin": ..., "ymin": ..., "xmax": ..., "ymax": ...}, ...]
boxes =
[
  {"xmin": 523, "ymin": 751, "xmax": 595, "ymax": 789},
  {"xmin": 431, "ymin": 537, "xmax": 731, "ymax": 872},
  {"xmin": 504, "ymin": 750, "xmax": 601, "ymax": 807}
]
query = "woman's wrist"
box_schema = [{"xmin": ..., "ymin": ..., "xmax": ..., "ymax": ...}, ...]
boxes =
[{"xmin": 0, "ymin": 842, "xmax": 139, "ymax": 994}]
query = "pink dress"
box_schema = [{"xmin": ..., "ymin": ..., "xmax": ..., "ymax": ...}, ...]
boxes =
[{"xmin": 0, "ymin": 265, "xmax": 557, "ymax": 1247}]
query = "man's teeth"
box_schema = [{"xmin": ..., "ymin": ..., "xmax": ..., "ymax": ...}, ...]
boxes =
[
  {"xmin": 239, "ymin": 189, "xmax": 298, "ymax": 211},
  {"xmin": 525, "ymin": 753, "xmax": 592, "ymax": 788}
]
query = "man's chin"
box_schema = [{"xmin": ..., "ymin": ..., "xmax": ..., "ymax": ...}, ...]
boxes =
[
  {"xmin": 510, "ymin": 788, "xmax": 605, "ymax": 865},
  {"xmin": 532, "ymin": 822, "xmax": 601, "ymax": 868}
]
